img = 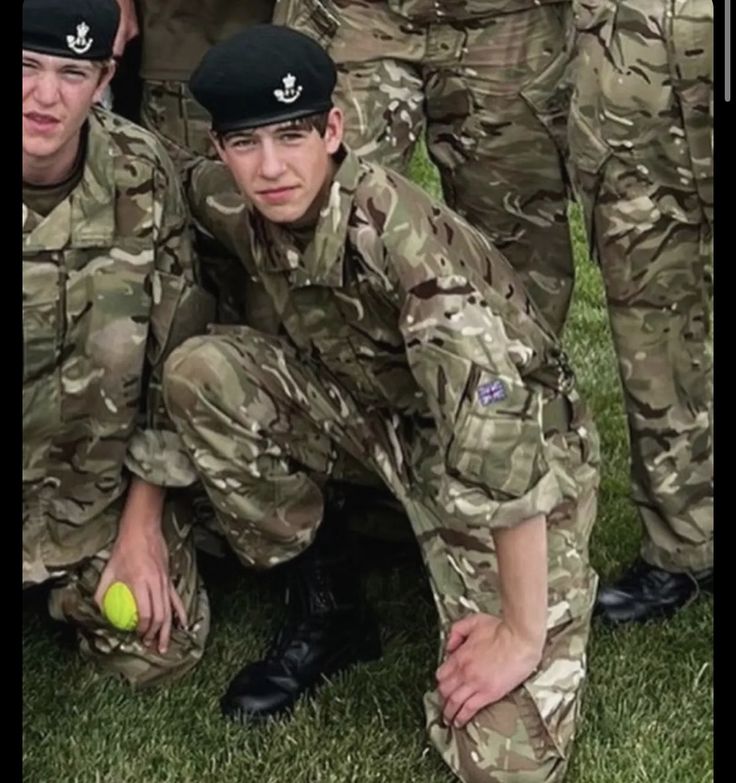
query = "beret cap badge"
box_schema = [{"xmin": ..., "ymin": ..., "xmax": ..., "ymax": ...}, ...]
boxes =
[
  {"xmin": 66, "ymin": 22, "xmax": 93, "ymax": 56},
  {"xmin": 274, "ymin": 74, "xmax": 303, "ymax": 105}
]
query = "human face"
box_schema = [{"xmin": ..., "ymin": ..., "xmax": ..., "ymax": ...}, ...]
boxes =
[
  {"xmin": 213, "ymin": 108, "xmax": 344, "ymax": 225},
  {"xmin": 22, "ymin": 51, "xmax": 114, "ymax": 175}
]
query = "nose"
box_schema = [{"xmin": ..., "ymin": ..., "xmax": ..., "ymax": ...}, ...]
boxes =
[
  {"xmin": 33, "ymin": 72, "xmax": 61, "ymax": 107},
  {"xmin": 258, "ymin": 139, "xmax": 286, "ymax": 180}
]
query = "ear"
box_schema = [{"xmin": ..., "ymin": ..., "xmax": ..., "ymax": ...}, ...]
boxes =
[
  {"xmin": 92, "ymin": 60, "xmax": 117, "ymax": 104},
  {"xmin": 210, "ymin": 130, "xmax": 228, "ymax": 163},
  {"xmin": 323, "ymin": 107, "xmax": 343, "ymax": 155}
]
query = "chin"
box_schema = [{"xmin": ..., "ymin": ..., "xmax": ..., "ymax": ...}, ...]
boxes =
[
  {"xmin": 257, "ymin": 202, "xmax": 308, "ymax": 225},
  {"xmin": 23, "ymin": 139, "xmax": 61, "ymax": 160}
]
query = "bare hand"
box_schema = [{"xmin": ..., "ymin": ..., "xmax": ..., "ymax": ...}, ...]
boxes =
[
  {"xmin": 94, "ymin": 525, "xmax": 187, "ymax": 654},
  {"xmin": 436, "ymin": 613, "xmax": 544, "ymax": 729},
  {"xmin": 113, "ymin": 0, "xmax": 140, "ymax": 59}
]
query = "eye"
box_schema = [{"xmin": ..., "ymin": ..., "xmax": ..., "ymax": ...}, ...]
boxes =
[
  {"xmin": 279, "ymin": 131, "xmax": 305, "ymax": 143},
  {"xmin": 61, "ymin": 69, "xmax": 88, "ymax": 81},
  {"xmin": 230, "ymin": 137, "xmax": 256, "ymax": 150}
]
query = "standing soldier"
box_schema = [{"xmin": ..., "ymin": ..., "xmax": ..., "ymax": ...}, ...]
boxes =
[
  {"xmin": 274, "ymin": 0, "xmax": 576, "ymax": 335},
  {"xmin": 164, "ymin": 26, "xmax": 600, "ymax": 783},
  {"xmin": 23, "ymin": 0, "xmax": 214, "ymax": 684},
  {"xmin": 567, "ymin": 0, "xmax": 713, "ymax": 623},
  {"xmin": 113, "ymin": 0, "xmax": 278, "ymax": 328}
]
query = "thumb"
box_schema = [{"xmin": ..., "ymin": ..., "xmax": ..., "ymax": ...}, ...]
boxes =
[
  {"xmin": 93, "ymin": 564, "xmax": 116, "ymax": 609},
  {"xmin": 446, "ymin": 614, "xmax": 483, "ymax": 651}
]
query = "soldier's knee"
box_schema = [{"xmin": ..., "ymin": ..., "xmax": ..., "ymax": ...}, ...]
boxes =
[
  {"xmin": 427, "ymin": 689, "xmax": 571, "ymax": 783},
  {"xmin": 163, "ymin": 335, "xmax": 238, "ymax": 422},
  {"xmin": 443, "ymin": 725, "xmax": 566, "ymax": 783}
]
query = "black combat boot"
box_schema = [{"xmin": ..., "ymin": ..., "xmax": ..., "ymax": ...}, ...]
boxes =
[
  {"xmin": 220, "ymin": 505, "xmax": 382, "ymax": 722},
  {"xmin": 595, "ymin": 558, "xmax": 713, "ymax": 625}
]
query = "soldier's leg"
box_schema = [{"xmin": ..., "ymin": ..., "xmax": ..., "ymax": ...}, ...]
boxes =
[
  {"xmin": 162, "ymin": 327, "xmax": 389, "ymax": 718},
  {"xmin": 278, "ymin": 0, "xmax": 426, "ymax": 175},
  {"xmin": 46, "ymin": 492, "xmax": 210, "ymax": 688},
  {"xmin": 568, "ymin": 0, "xmax": 713, "ymax": 576},
  {"xmin": 424, "ymin": 5, "xmax": 575, "ymax": 335},
  {"xmin": 406, "ymin": 459, "xmax": 598, "ymax": 783}
]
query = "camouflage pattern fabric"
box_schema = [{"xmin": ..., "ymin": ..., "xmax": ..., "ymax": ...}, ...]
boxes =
[
  {"xmin": 138, "ymin": 0, "xmax": 276, "ymax": 82},
  {"xmin": 275, "ymin": 0, "xmax": 575, "ymax": 335},
  {"xmin": 567, "ymin": 0, "xmax": 713, "ymax": 572},
  {"xmin": 165, "ymin": 148, "xmax": 600, "ymax": 782},
  {"xmin": 46, "ymin": 492, "xmax": 209, "ymax": 688},
  {"xmin": 140, "ymin": 79, "xmax": 281, "ymax": 331},
  {"xmin": 23, "ymin": 108, "xmax": 214, "ymax": 681}
]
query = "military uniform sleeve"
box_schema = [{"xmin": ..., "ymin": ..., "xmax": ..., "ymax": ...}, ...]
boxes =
[
  {"xmin": 399, "ymin": 275, "xmax": 564, "ymax": 529},
  {"xmin": 124, "ymin": 144, "xmax": 216, "ymax": 486},
  {"xmin": 369, "ymin": 168, "xmax": 565, "ymax": 530}
]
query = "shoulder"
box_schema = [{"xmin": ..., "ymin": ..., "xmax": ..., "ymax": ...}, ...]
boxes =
[{"xmin": 91, "ymin": 107, "xmax": 178, "ymax": 184}]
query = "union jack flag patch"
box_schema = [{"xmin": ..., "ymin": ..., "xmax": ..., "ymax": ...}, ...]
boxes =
[{"xmin": 477, "ymin": 380, "xmax": 507, "ymax": 406}]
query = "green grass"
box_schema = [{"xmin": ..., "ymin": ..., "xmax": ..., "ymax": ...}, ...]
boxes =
[{"xmin": 23, "ymin": 149, "xmax": 712, "ymax": 783}]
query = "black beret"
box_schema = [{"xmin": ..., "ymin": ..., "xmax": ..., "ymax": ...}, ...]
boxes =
[
  {"xmin": 23, "ymin": 0, "xmax": 120, "ymax": 62},
  {"xmin": 189, "ymin": 25, "xmax": 337, "ymax": 134}
]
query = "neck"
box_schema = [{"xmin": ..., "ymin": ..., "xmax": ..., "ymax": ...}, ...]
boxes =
[{"xmin": 23, "ymin": 130, "xmax": 82, "ymax": 186}]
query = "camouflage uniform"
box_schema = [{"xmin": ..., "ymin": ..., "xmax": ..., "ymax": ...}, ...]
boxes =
[
  {"xmin": 23, "ymin": 108, "xmax": 214, "ymax": 686},
  {"xmin": 137, "ymin": 0, "xmax": 278, "ymax": 329},
  {"xmin": 567, "ymin": 0, "xmax": 713, "ymax": 572},
  {"xmin": 163, "ymin": 149, "xmax": 600, "ymax": 782},
  {"xmin": 274, "ymin": 0, "xmax": 576, "ymax": 335}
]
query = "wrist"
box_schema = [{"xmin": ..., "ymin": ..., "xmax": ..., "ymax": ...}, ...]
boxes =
[{"xmin": 504, "ymin": 616, "xmax": 546, "ymax": 660}]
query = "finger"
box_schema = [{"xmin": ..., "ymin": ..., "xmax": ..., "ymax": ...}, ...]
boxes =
[
  {"xmin": 144, "ymin": 576, "xmax": 167, "ymax": 647},
  {"xmin": 449, "ymin": 614, "xmax": 482, "ymax": 641},
  {"xmin": 445, "ymin": 626, "xmax": 468, "ymax": 654},
  {"xmin": 93, "ymin": 566, "xmax": 114, "ymax": 609},
  {"xmin": 442, "ymin": 684, "xmax": 477, "ymax": 727},
  {"xmin": 453, "ymin": 693, "xmax": 490, "ymax": 729},
  {"xmin": 436, "ymin": 655, "xmax": 457, "ymax": 682},
  {"xmin": 135, "ymin": 583, "xmax": 153, "ymax": 638},
  {"xmin": 158, "ymin": 592, "xmax": 172, "ymax": 655},
  {"xmin": 437, "ymin": 671, "xmax": 463, "ymax": 702},
  {"xmin": 169, "ymin": 583, "xmax": 188, "ymax": 629},
  {"xmin": 437, "ymin": 647, "xmax": 466, "ymax": 682}
]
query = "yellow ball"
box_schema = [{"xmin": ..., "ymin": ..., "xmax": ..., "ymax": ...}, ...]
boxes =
[{"xmin": 102, "ymin": 582, "xmax": 139, "ymax": 631}]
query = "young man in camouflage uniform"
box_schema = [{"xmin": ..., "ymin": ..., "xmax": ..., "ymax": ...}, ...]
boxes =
[
  {"xmin": 163, "ymin": 26, "xmax": 600, "ymax": 782},
  {"xmin": 23, "ymin": 0, "xmax": 214, "ymax": 686},
  {"xmin": 274, "ymin": 0, "xmax": 576, "ymax": 336},
  {"xmin": 567, "ymin": 0, "xmax": 713, "ymax": 623}
]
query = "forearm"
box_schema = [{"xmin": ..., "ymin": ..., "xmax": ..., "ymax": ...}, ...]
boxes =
[
  {"xmin": 119, "ymin": 476, "xmax": 166, "ymax": 536},
  {"xmin": 493, "ymin": 513, "xmax": 548, "ymax": 654}
]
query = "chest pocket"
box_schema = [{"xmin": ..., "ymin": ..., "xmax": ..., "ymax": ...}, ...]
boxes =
[{"xmin": 60, "ymin": 242, "xmax": 153, "ymax": 430}]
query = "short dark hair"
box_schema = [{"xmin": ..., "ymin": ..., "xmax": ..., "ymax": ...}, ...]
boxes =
[{"xmin": 215, "ymin": 110, "xmax": 331, "ymax": 144}]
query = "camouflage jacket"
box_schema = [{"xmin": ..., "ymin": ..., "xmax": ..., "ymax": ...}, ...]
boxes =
[
  {"xmin": 185, "ymin": 148, "xmax": 597, "ymax": 530},
  {"xmin": 23, "ymin": 108, "xmax": 213, "ymax": 584},
  {"xmin": 275, "ymin": 0, "xmax": 567, "ymax": 30}
]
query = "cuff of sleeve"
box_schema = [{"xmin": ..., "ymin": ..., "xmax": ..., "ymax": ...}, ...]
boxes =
[
  {"xmin": 440, "ymin": 469, "xmax": 564, "ymax": 530},
  {"xmin": 125, "ymin": 429, "xmax": 198, "ymax": 487}
]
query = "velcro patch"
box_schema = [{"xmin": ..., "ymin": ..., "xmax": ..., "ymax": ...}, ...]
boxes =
[{"xmin": 477, "ymin": 380, "xmax": 507, "ymax": 406}]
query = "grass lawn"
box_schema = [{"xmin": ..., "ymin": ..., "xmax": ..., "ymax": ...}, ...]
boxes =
[{"xmin": 23, "ymin": 149, "xmax": 713, "ymax": 783}]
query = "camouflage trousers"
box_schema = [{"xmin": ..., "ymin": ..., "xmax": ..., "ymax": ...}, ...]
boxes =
[
  {"xmin": 163, "ymin": 327, "xmax": 600, "ymax": 783},
  {"xmin": 140, "ymin": 80, "xmax": 280, "ymax": 333},
  {"xmin": 25, "ymin": 492, "xmax": 210, "ymax": 688},
  {"xmin": 278, "ymin": 0, "xmax": 575, "ymax": 334},
  {"xmin": 567, "ymin": 0, "xmax": 713, "ymax": 571}
]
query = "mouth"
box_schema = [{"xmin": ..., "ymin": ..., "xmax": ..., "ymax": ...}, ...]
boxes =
[
  {"xmin": 24, "ymin": 112, "xmax": 61, "ymax": 132},
  {"xmin": 256, "ymin": 186, "xmax": 299, "ymax": 205}
]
